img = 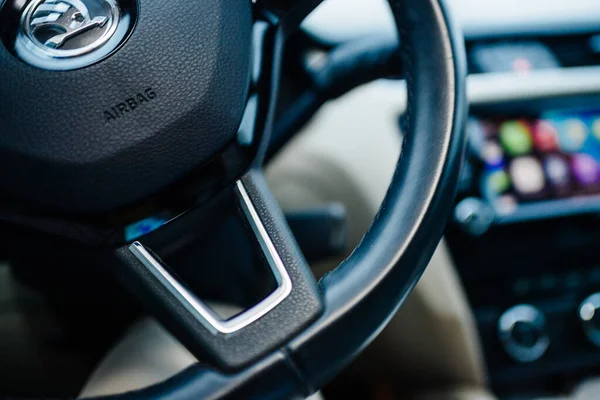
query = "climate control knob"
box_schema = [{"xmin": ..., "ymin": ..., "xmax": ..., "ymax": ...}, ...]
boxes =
[
  {"xmin": 498, "ymin": 304, "xmax": 549, "ymax": 362},
  {"xmin": 579, "ymin": 294, "xmax": 600, "ymax": 347}
]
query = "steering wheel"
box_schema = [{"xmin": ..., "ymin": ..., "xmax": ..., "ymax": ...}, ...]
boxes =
[{"xmin": 0, "ymin": 0, "xmax": 465, "ymax": 398}]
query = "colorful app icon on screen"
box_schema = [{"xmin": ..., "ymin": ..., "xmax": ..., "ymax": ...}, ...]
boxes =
[
  {"xmin": 571, "ymin": 153, "xmax": 600, "ymax": 186},
  {"xmin": 509, "ymin": 156, "xmax": 545, "ymax": 195},
  {"xmin": 592, "ymin": 118, "xmax": 600, "ymax": 142},
  {"xmin": 499, "ymin": 121, "xmax": 533, "ymax": 156},
  {"xmin": 485, "ymin": 169, "xmax": 511, "ymax": 195},
  {"xmin": 532, "ymin": 120, "xmax": 559, "ymax": 152},
  {"xmin": 481, "ymin": 120, "xmax": 498, "ymax": 138},
  {"xmin": 558, "ymin": 118, "xmax": 588, "ymax": 152},
  {"xmin": 496, "ymin": 194, "xmax": 517, "ymax": 215},
  {"xmin": 543, "ymin": 155, "xmax": 570, "ymax": 186},
  {"xmin": 482, "ymin": 141, "xmax": 505, "ymax": 169},
  {"xmin": 124, "ymin": 216, "xmax": 168, "ymax": 241}
]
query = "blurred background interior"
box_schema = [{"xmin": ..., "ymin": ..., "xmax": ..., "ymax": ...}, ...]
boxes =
[{"xmin": 5, "ymin": 0, "xmax": 600, "ymax": 399}]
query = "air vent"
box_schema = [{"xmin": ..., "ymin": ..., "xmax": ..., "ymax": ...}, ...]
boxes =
[
  {"xmin": 466, "ymin": 32, "xmax": 600, "ymax": 75},
  {"xmin": 545, "ymin": 33, "xmax": 600, "ymax": 68}
]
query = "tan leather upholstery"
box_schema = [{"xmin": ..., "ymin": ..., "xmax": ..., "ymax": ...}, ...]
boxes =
[
  {"xmin": 407, "ymin": 387, "xmax": 497, "ymax": 400},
  {"xmin": 266, "ymin": 80, "xmax": 488, "ymax": 390},
  {"xmin": 78, "ymin": 317, "xmax": 325, "ymax": 399},
  {"xmin": 344, "ymin": 241, "xmax": 487, "ymax": 390},
  {"xmin": 79, "ymin": 319, "xmax": 196, "ymax": 398},
  {"xmin": 570, "ymin": 378, "xmax": 600, "ymax": 400},
  {"xmin": 81, "ymin": 80, "xmax": 490, "ymax": 398}
]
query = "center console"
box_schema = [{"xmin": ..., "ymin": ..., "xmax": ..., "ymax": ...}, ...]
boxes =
[
  {"xmin": 446, "ymin": 32, "xmax": 600, "ymax": 398},
  {"xmin": 448, "ymin": 215, "xmax": 600, "ymax": 396}
]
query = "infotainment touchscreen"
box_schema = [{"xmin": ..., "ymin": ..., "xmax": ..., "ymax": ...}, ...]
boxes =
[{"xmin": 470, "ymin": 109, "xmax": 600, "ymax": 222}]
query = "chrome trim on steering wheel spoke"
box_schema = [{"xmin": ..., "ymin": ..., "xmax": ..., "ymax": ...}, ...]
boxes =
[{"xmin": 128, "ymin": 180, "xmax": 292, "ymax": 335}]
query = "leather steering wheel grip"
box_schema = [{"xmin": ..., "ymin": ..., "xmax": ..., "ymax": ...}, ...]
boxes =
[
  {"xmin": 288, "ymin": 0, "xmax": 467, "ymax": 389},
  {"xmin": 86, "ymin": 0, "xmax": 466, "ymax": 399}
]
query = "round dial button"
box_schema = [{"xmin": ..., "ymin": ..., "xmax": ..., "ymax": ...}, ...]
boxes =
[
  {"xmin": 453, "ymin": 197, "xmax": 495, "ymax": 236},
  {"xmin": 579, "ymin": 294, "xmax": 600, "ymax": 347},
  {"xmin": 498, "ymin": 304, "xmax": 550, "ymax": 363}
]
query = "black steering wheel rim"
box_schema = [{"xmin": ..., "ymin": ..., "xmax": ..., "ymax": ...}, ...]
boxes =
[
  {"xmin": 0, "ymin": 0, "xmax": 465, "ymax": 397},
  {"xmin": 81, "ymin": 0, "xmax": 467, "ymax": 398}
]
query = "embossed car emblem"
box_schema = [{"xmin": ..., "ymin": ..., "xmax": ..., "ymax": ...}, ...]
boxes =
[
  {"xmin": 22, "ymin": 0, "xmax": 119, "ymax": 55},
  {"xmin": 15, "ymin": 0, "xmax": 126, "ymax": 70}
]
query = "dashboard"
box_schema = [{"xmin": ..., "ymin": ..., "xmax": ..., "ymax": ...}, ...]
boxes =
[
  {"xmin": 304, "ymin": 1, "xmax": 600, "ymax": 398},
  {"xmin": 303, "ymin": 0, "xmax": 600, "ymax": 44}
]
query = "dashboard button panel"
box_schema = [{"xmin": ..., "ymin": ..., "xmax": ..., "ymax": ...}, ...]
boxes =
[{"xmin": 498, "ymin": 304, "xmax": 550, "ymax": 363}]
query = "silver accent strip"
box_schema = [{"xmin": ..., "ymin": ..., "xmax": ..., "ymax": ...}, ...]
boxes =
[
  {"xmin": 128, "ymin": 180, "xmax": 293, "ymax": 335},
  {"xmin": 468, "ymin": 66, "xmax": 600, "ymax": 105},
  {"xmin": 372, "ymin": 65, "xmax": 600, "ymax": 115}
]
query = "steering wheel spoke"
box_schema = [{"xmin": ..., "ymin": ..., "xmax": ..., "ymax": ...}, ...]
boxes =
[
  {"xmin": 112, "ymin": 169, "xmax": 323, "ymax": 371},
  {"xmin": 257, "ymin": 0, "xmax": 325, "ymax": 35}
]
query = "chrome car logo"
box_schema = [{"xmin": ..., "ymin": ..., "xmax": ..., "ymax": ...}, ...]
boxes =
[
  {"xmin": 15, "ymin": 0, "xmax": 123, "ymax": 70},
  {"xmin": 22, "ymin": 0, "xmax": 119, "ymax": 55}
]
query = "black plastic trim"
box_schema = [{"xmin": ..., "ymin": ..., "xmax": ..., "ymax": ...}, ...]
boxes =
[{"xmin": 111, "ymin": 170, "xmax": 323, "ymax": 371}]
